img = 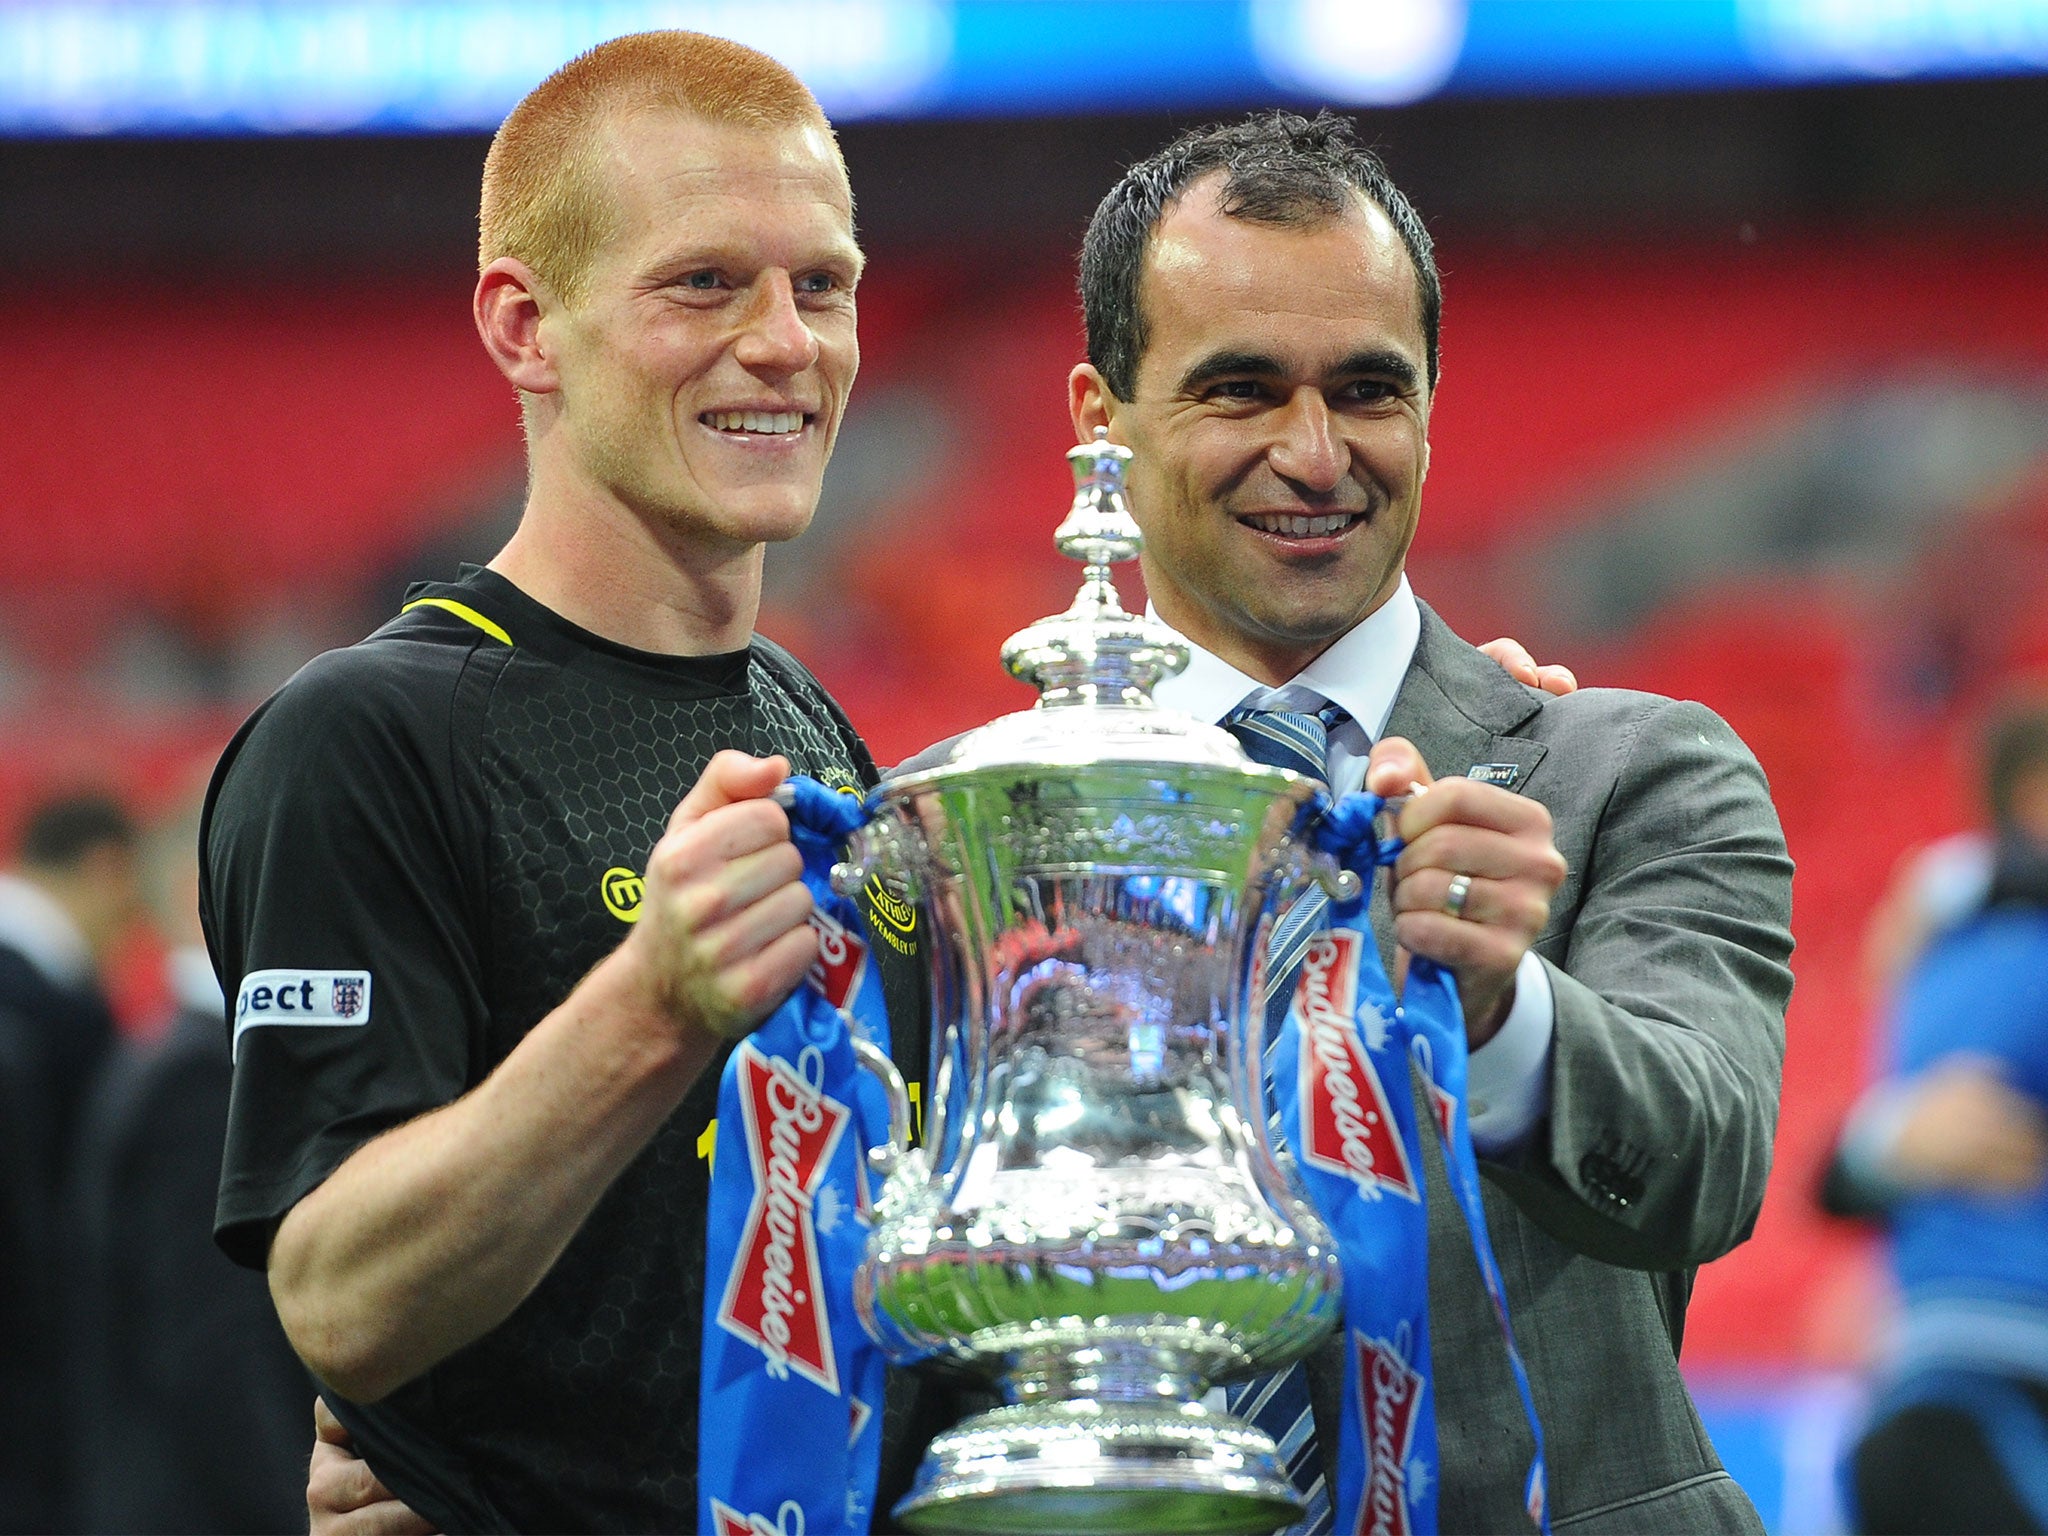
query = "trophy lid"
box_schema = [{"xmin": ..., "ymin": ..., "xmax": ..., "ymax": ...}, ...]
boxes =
[
  {"xmin": 880, "ymin": 431, "xmax": 1310, "ymax": 788},
  {"xmin": 997, "ymin": 428, "xmax": 1187, "ymax": 711}
]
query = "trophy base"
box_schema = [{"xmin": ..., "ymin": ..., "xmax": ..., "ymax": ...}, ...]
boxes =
[{"xmin": 894, "ymin": 1399, "xmax": 1304, "ymax": 1535}]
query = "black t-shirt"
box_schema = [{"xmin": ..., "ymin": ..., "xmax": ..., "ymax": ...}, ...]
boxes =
[{"xmin": 201, "ymin": 567, "xmax": 927, "ymax": 1533}]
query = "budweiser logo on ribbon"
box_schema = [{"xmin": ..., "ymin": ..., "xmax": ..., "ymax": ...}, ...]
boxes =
[
  {"xmin": 807, "ymin": 903, "xmax": 868, "ymax": 1013},
  {"xmin": 1428, "ymin": 1079, "xmax": 1458, "ymax": 1143},
  {"xmin": 715, "ymin": 1042, "xmax": 850, "ymax": 1392},
  {"xmin": 710, "ymin": 1496, "xmax": 807, "ymax": 1536},
  {"xmin": 1297, "ymin": 932, "xmax": 1418, "ymax": 1200},
  {"xmin": 1351, "ymin": 1327, "xmax": 1426, "ymax": 1536}
]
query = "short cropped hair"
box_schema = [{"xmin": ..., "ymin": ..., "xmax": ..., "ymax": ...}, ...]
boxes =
[
  {"xmin": 19, "ymin": 793, "xmax": 137, "ymax": 871},
  {"xmin": 1079, "ymin": 110, "xmax": 1440, "ymax": 403},
  {"xmin": 480, "ymin": 30, "xmax": 837, "ymax": 306}
]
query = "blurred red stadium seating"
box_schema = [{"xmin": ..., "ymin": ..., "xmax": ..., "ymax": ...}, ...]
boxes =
[
  {"xmin": 10, "ymin": 233, "xmax": 2048, "ymax": 1367},
  {"xmin": 4, "ymin": 282, "xmax": 520, "ymax": 606}
]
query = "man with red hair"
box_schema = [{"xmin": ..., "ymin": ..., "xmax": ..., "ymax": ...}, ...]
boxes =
[{"xmin": 202, "ymin": 31, "xmax": 905, "ymax": 1532}]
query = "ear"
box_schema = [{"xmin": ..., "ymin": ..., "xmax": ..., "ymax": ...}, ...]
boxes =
[
  {"xmin": 1068, "ymin": 363, "xmax": 1120, "ymax": 445},
  {"xmin": 475, "ymin": 257, "xmax": 561, "ymax": 396},
  {"xmin": 1418, "ymin": 374, "xmax": 1435, "ymax": 482}
]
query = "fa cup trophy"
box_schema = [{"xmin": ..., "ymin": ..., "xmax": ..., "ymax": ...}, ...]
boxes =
[{"xmin": 842, "ymin": 431, "xmax": 1358, "ymax": 1534}]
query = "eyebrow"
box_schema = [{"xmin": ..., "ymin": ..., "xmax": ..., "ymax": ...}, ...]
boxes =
[
  {"xmin": 1174, "ymin": 346, "xmax": 1420, "ymax": 396},
  {"xmin": 643, "ymin": 229, "xmax": 865, "ymax": 280}
]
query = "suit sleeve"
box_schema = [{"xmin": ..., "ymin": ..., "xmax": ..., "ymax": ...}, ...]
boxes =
[{"xmin": 1486, "ymin": 697, "xmax": 1794, "ymax": 1270}]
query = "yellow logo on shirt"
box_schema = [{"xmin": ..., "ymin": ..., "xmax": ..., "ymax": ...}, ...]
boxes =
[
  {"xmin": 864, "ymin": 873, "xmax": 917, "ymax": 955},
  {"xmin": 601, "ymin": 866, "xmax": 644, "ymax": 923},
  {"xmin": 865, "ymin": 874, "xmax": 915, "ymax": 934}
]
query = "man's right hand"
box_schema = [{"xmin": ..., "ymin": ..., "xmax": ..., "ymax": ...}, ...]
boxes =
[
  {"xmin": 620, "ymin": 749, "xmax": 818, "ymax": 1042},
  {"xmin": 269, "ymin": 750, "xmax": 820, "ymax": 1404},
  {"xmin": 309, "ymin": 1397, "xmax": 437, "ymax": 1536}
]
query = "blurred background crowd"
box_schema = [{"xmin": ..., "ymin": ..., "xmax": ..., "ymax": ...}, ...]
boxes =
[{"xmin": 5, "ymin": 2, "xmax": 2048, "ymax": 1531}]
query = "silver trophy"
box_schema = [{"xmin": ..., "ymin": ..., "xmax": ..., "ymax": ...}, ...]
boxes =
[{"xmin": 842, "ymin": 431, "xmax": 1356, "ymax": 1534}]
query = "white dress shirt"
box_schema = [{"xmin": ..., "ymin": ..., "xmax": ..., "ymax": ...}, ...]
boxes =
[{"xmin": 1149, "ymin": 576, "xmax": 1553, "ymax": 1154}]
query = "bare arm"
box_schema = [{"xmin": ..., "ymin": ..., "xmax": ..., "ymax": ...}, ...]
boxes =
[{"xmin": 268, "ymin": 752, "xmax": 817, "ymax": 1403}]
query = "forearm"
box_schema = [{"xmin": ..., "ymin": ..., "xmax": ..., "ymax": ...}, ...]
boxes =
[{"xmin": 268, "ymin": 944, "xmax": 719, "ymax": 1401}]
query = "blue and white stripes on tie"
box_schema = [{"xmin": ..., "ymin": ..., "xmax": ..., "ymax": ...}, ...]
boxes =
[
  {"xmin": 1223, "ymin": 700, "xmax": 1349, "ymax": 1536},
  {"xmin": 1226, "ymin": 702, "xmax": 1351, "ymax": 1038}
]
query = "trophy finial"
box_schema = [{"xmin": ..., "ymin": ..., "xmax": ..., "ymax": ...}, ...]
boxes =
[
  {"xmin": 1054, "ymin": 427, "xmax": 1142, "ymax": 568},
  {"xmin": 1001, "ymin": 431, "xmax": 1188, "ymax": 707}
]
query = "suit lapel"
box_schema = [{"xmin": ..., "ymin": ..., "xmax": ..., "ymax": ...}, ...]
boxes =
[{"xmin": 1368, "ymin": 602, "xmax": 1550, "ymax": 963}]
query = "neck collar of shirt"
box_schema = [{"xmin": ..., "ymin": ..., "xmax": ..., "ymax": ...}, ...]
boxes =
[
  {"xmin": 406, "ymin": 567, "xmax": 756, "ymax": 699},
  {"xmin": 1149, "ymin": 577, "xmax": 1421, "ymax": 734}
]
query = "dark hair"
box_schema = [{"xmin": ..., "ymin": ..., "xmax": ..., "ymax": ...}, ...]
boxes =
[
  {"xmin": 1079, "ymin": 110, "xmax": 1440, "ymax": 403},
  {"xmin": 20, "ymin": 793, "xmax": 138, "ymax": 870},
  {"xmin": 1986, "ymin": 691, "xmax": 2048, "ymax": 829}
]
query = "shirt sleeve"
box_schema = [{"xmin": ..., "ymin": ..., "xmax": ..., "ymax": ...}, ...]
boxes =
[
  {"xmin": 201, "ymin": 643, "xmax": 491, "ymax": 1268},
  {"xmin": 1466, "ymin": 949, "xmax": 1555, "ymax": 1156},
  {"xmin": 1821, "ymin": 1079, "xmax": 1919, "ymax": 1217}
]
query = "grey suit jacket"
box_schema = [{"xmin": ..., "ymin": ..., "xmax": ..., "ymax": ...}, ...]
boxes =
[{"xmin": 1300, "ymin": 603, "xmax": 1794, "ymax": 1534}]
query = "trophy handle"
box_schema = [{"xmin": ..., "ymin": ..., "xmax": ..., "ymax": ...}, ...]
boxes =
[
  {"xmin": 1312, "ymin": 848, "xmax": 1364, "ymax": 904},
  {"xmin": 849, "ymin": 1032, "xmax": 914, "ymax": 1177},
  {"xmin": 1288, "ymin": 788, "xmax": 1404, "ymax": 905},
  {"xmin": 830, "ymin": 816, "xmax": 917, "ymax": 899},
  {"xmin": 1273, "ymin": 838, "xmax": 1366, "ymax": 907}
]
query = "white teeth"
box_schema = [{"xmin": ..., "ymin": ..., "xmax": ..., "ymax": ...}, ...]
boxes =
[
  {"xmin": 1247, "ymin": 512, "xmax": 1356, "ymax": 537},
  {"xmin": 703, "ymin": 411, "xmax": 803, "ymax": 434}
]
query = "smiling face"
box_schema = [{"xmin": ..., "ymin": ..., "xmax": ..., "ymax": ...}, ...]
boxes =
[
  {"xmin": 1074, "ymin": 174, "xmax": 1432, "ymax": 684},
  {"xmin": 539, "ymin": 108, "xmax": 861, "ymax": 554}
]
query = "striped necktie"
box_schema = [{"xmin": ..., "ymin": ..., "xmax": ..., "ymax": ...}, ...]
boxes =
[
  {"xmin": 1224, "ymin": 702, "xmax": 1345, "ymax": 1536},
  {"xmin": 1228, "ymin": 703, "xmax": 1350, "ymax": 1036}
]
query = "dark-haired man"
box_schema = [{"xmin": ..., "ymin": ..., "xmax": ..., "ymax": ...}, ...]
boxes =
[
  {"xmin": 69, "ymin": 798, "xmax": 312, "ymax": 1535},
  {"xmin": 1069, "ymin": 112, "xmax": 1794, "ymax": 1532},
  {"xmin": 0, "ymin": 794, "xmax": 138, "ymax": 1156}
]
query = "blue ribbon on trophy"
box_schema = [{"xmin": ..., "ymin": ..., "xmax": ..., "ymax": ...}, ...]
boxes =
[
  {"xmin": 1270, "ymin": 790, "xmax": 1550, "ymax": 1536},
  {"xmin": 702, "ymin": 776, "xmax": 1548, "ymax": 1536},
  {"xmin": 698, "ymin": 777, "xmax": 896, "ymax": 1536}
]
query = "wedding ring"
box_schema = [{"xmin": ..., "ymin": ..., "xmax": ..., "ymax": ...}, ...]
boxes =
[{"xmin": 1443, "ymin": 872, "xmax": 1473, "ymax": 920}]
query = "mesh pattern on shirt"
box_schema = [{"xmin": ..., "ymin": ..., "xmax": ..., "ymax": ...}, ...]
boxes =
[{"xmin": 417, "ymin": 644, "xmax": 862, "ymax": 1533}]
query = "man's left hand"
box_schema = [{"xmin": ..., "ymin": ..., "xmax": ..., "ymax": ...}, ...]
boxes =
[
  {"xmin": 1367, "ymin": 738, "xmax": 1566, "ymax": 1048},
  {"xmin": 309, "ymin": 1397, "xmax": 437, "ymax": 1536}
]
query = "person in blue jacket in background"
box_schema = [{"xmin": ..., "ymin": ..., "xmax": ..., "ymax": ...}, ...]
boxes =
[{"xmin": 1827, "ymin": 689, "xmax": 2048, "ymax": 1534}]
